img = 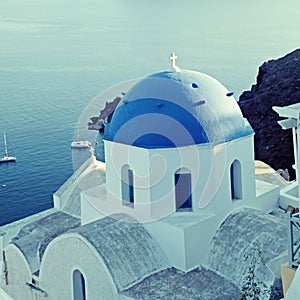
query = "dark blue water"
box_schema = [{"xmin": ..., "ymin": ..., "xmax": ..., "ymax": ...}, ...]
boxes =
[{"xmin": 0, "ymin": 0, "xmax": 299, "ymax": 225}]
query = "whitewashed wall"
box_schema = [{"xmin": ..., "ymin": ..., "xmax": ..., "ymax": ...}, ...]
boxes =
[
  {"xmin": 286, "ymin": 266, "xmax": 300, "ymax": 300},
  {"xmin": 39, "ymin": 234, "xmax": 118, "ymax": 300},
  {"xmin": 0, "ymin": 244, "xmax": 32, "ymax": 300}
]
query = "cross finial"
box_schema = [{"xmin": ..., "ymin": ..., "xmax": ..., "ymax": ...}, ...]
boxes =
[{"xmin": 170, "ymin": 52, "xmax": 181, "ymax": 72}]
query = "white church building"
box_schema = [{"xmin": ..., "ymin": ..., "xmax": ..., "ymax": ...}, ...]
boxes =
[{"xmin": 0, "ymin": 55, "xmax": 298, "ymax": 299}]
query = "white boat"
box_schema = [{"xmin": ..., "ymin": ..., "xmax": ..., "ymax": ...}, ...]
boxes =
[
  {"xmin": 71, "ymin": 128, "xmax": 92, "ymax": 149},
  {"xmin": 71, "ymin": 140, "xmax": 92, "ymax": 149},
  {"xmin": 0, "ymin": 132, "xmax": 16, "ymax": 163}
]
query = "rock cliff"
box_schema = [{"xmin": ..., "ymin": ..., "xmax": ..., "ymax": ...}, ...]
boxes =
[{"xmin": 239, "ymin": 49, "xmax": 300, "ymax": 178}]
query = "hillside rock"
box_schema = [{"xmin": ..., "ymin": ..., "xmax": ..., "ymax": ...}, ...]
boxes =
[{"xmin": 239, "ymin": 49, "xmax": 300, "ymax": 178}]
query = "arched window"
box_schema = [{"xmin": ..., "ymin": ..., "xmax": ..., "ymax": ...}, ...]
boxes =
[
  {"xmin": 174, "ymin": 169, "xmax": 192, "ymax": 211},
  {"xmin": 230, "ymin": 160, "xmax": 243, "ymax": 200},
  {"xmin": 73, "ymin": 270, "xmax": 86, "ymax": 300},
  {"xmin": 121, "ymin": 165, "xmax": 134, "ymax": 207}
]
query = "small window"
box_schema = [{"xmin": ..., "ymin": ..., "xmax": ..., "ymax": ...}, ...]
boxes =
[
  {"xmin": 73, "ymin": 270, "xmax": 86, "ymax": 300},
  {"xmin": 128, "ymin": 169, "xmax": 134, "ymax": 204},
  {"xmin": 230, "ymin": 160, "xmax": 243, "ymax": 200},
  {"xmin": 175, "ymin": 172, "xmax": 192, "ymax": 211},
  {"xmin": 122, "ymin": 165, "xmax": 134, "ymax": 207}
]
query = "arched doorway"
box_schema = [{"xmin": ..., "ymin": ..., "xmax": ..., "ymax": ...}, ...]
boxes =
[{"xmin": 73, "ymin": 269, "xmax": 86, "ymax": 300}]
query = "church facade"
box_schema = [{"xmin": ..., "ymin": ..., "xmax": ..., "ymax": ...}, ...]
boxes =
[{"xmin": 0, "ymin": 56, "xmax": 292, "ymax": 299}]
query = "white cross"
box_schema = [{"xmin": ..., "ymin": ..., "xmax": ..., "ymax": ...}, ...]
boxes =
[
  {"xmin": 170, "ymin": 52, "xmax": 177, "ymax": 67},
  {"xmin": 169, "ymin": 52, "xmax": 181, "ymax": 72}
]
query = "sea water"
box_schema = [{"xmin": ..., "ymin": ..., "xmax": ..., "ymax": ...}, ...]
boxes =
[{"xmin": 0, "ymin": 0, "xmax": 299, "ymax": 225}]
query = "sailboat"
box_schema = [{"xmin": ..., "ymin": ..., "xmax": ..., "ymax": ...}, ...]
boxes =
[
  {"xmin": 0, "ymin": 132, "xmax": 16, "ymax": 163},
  {"xmin": 71, "ymin": 128, "xmax": 92, "ymax": 149}
]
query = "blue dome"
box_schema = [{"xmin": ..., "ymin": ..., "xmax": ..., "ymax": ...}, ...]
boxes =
[{"xmin": 104, "ymin": 70, "xmax": 253, "ymax": 148}]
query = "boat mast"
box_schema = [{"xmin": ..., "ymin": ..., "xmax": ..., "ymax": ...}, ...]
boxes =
[{"xmin": 3, "ymin": 132, "xmax": 8, "ymax": 157}]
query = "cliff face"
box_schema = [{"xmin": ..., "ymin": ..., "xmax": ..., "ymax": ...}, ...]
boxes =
[{"xmin": 239, "ymin": 49, "xmax": 300, "ymax": 178}]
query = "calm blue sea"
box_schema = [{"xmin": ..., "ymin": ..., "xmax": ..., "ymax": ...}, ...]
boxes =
[{"xmin": 0, "ymin": 0, "xmax": 299, "ymax": 225}]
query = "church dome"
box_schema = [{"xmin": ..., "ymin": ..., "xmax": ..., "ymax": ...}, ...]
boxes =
[{"xmin": 104, "ymin": 69, "xmax": 253, "ymax": 148}]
